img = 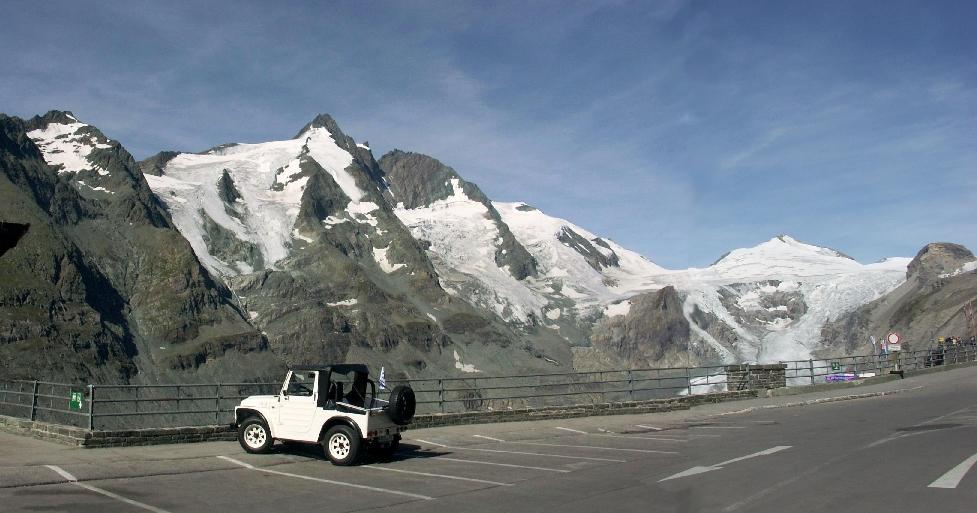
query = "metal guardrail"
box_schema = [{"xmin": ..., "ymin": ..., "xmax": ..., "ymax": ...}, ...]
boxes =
[{"xmin": 2, "ymin": 347, "xmax": 975, "ymax": 430}]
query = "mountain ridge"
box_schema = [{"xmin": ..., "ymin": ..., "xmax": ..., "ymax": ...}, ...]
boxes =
[{"xmin": 3, "ymin": 109, "xmax": 968, "ymax": 385}]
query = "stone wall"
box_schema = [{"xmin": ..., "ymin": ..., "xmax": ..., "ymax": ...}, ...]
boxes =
[
  {"xmin": 1, "ymin": 389, "xmax": 758, "ymax": 447},
  {"xmin": 725, "ymin": 364, "xmax": 787, "ymax": 391},
  {"xmin": 0, "ymin": 415, "xmax": 235, "ymax": 447},
  {"xmin": 410, "ymin": 390, "xmax": 758, "ymax": 429},
  {"xmin": 0, "ymin": 416, "xmax": 89, "ymax": 445}
]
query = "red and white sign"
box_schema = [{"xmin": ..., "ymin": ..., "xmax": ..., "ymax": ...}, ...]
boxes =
[{"xmin": 887, "ymin": 332, "xmax": 902, "ymax": 351}]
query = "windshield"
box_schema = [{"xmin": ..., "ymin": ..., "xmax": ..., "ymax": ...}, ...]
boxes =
[{"xmin": 284, "ymin": 371, "xmax": 315, "ymax": 397}]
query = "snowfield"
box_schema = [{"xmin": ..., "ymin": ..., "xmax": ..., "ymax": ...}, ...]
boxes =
[
  {"xmin": 494, "ymin": 204, "xmax": 910, "ymax": 363},
  {"xmin": 145, "ymin": 126, "xmax": 368, "ymax": 276},
  {"xmin": 400, "ymin": 196, "xmax": 910, "ymax": 363},
  {"xmin": 394, "ymin": 181, "xmax": 547, "ymax": 322}
]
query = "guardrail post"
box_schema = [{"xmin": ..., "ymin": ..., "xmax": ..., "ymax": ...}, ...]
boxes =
[
  {"xmin": 438, "ymin": 379, "xmax": 444, "ymax": 414},
  {"xmin": 215, "ymin": 383, "xmax": 222, "ymax": 425},
  {"xmin": 87, "ymin": 384, "xmax": 95, "ymax": 430},
  {"xmin": 599, "ymin": 371, "xmax": 606, "ymax": 403},
  {"xmin": 627, "ymin": 370, "xmax": 634, "ymax": 401},
  {"xmin": 685, "ymin": 367, "xmax": 693, "ymax": 396},
  {"xmin": 473, "ymin": 377, "xmax": 480, "ymax": 410},
  {"xmin": 808, "ymin": 360, "xmax": 815, "ymax": 385},
  {"xmin": 29, "ymin": 380, "xmax": 38, "ymax": 421}
]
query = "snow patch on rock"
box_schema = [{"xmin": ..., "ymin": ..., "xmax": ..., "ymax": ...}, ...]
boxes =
[
  {"xmin": 373, "ymin": 246, "xmax": 406, "ymax": 273},
  {"xmin": 453, "ymin": 350, "xmax": 481, "ymax": 373},
  {"xmin": 27, "ymin": 121, "xmax": 112, "ymax": 174}
]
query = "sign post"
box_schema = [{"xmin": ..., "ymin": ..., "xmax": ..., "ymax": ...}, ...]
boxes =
[
  {"xmin": 69, "ymin": 391, "xmax": 83, "ymax": 411},
  {"xmin": 887, "ymin": 332, "xmax": 903, "ymax": 375}
]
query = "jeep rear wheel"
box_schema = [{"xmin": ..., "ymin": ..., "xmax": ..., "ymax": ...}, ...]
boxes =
[
  {"xmin": 238, "ymin": 416, "xmax": 273, "ymax": 454},
  {"xmin": 387, "ymin": 385, "xmax": 416, "ymax": 425},
  {"xmin": 323, "ymin": 425, "xmax": 361, "ymax": 466}
]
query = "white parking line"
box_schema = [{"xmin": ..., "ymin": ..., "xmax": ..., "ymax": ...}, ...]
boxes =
[
  {"xmin": 45, "ymin": 465, "xmax": 171, "ymax": 513},
  {"xmin": 412, "ymin": 439, "xmax": 625, "ymax": 462},
  {"xmin": 555, "ymin": 426, "xmax": 588, "ymax": 434},
  {"xmin": 217, "ymin": 456, "xmax": 432, "ymax": 501},
  {"xmin": 472, "ymin": 434, "xmax": 506, "ymax": 443},
  {"xmin": 690, "ymin": 425, "xmax": 745, "ymax": 429},
  {"xmin": 433, "ymin": 457, "xmax": 571, "ymax": 473},
  {"xmin": 509, "ymin": 441, "xmax": 679, "ymax": 454},
  {"xmin": 659, "ymin": 446, "xmax": 792, "ymax": 482},
  {"xmin": 364, "ymin": 465, "xmax": 512, "ymax": 486},
  {"xmin": 593, "ymin": 433, "xmax": 688, "ymax": 442},
  {"xmin": 636, "ymin": 425, "xmax": 663, "ymax": 431},
  {"xmin": 928, "ymin": 452, "xmax": 977, "ymax": 489}
]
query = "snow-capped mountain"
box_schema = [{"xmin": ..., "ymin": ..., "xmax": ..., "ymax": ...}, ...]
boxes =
[
  {"xmin": 672, "ymin": 236, "xmax": 910, "ymax": 362},
  {"xmin": 138, "ymin": 115, "xmax": 573, "ymax": 381},
  {"xmin": 140, "ymin": 114, "xmax": 914, "ymax": 368},
  {"xmin": 1, "ymin": 109, "xmax": 929, "ymax": 385}
]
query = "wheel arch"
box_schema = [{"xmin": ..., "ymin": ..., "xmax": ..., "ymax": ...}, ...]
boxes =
[
  {"xmin": 236, "ymin": 408, "xmax": 270, "ymax": 430},
  {"xmin": 319, "ymin": 416, "xmax": 360, "ymax": 442}
]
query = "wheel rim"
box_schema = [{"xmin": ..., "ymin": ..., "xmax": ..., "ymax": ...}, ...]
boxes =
[
  {"xmin": 244, "ymin": 424, "xmax": 267, "ymax": 448},
  {"xmin": 329, "ymin": 433, "xmax": 351, "ymax": 459}
]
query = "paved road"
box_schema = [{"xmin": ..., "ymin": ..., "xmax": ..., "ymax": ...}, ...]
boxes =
[{"xmin": 3, "ymin": 366, "xmax": 977, "ymax": 512}]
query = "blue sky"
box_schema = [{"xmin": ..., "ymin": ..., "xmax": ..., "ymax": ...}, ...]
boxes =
[{"xmin": 2, "ymin": 0, "xmax": 974, "ymax": 268}]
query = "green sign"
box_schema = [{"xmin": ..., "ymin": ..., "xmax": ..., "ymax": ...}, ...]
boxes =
[
  {"xmin": 69, "ymin": 391, "xmax": 83, "ymax": 411},
  {"xmin": 831, "ymin": 362, "xmax": 841, "ymax": 371}
]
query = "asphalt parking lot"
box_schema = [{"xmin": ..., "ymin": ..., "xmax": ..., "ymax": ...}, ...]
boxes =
[{"xmin": 3, "ymin": 366, "xmax": 977, "ymax": 512}]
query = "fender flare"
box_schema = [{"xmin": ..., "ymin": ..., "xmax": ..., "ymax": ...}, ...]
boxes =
[
  {"xmin": 236, "ymin": 409, "xmax": 271, "ymax": 432},
  {"xmin": 319, "ymin": 416, "xmax": 361, "ymax": 442}
]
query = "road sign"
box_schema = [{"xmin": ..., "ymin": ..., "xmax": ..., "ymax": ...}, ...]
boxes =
[
  {"xmin": 69, "ymin": 391, "xmax": 83, "ymax": 411},
  {"xmin": 831, "ymin": 362, "xmax": 841, "ymax": 371},
  {"xmin": 887, "ymin": 332, "xmax": 902, "ymax": 351}
]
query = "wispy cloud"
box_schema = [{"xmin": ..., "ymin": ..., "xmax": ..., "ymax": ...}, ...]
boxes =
[{"xmin": 1, "ymin": 0, "xmax": 974, "ymax": 267}]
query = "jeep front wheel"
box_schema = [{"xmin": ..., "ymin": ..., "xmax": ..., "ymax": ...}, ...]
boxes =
[
  {"xmin": 238, "ymin": 416, "xmax": 273, "ymax": 454},
  {"xmin": 323, "ymin": 425, "xmax": 361, "ymax": 466}
]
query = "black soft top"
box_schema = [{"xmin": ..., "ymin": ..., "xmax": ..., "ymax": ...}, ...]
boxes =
[{"xmin": 289, "ymin": 364, "xmax": 369, "ymax": 375}]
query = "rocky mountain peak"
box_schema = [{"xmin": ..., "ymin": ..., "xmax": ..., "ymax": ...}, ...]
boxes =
[
  {"xmin": 138, "ymin": 151, "xmax": 181, "ymax": 177},
  {"xmin": 381, "ymin": 150, "xmax": 540, "ymax": 282},
  {"xmin": 29, "ymin": 110, "xmax": 81, "ymax": 127},
  {"xmin": 907, "ymin": 242, "xmax": 975, "ymax": 282},
  {"xmin": 293, "ymin": 113, "xmax": 346, "ymax": 140},
  {"xmin": 591, "ymin": 286, "xmax": 691, "ymax": 365},
  {"xmin": 379, "ymin": 150, "xmax": 466, "ymax": 209}
]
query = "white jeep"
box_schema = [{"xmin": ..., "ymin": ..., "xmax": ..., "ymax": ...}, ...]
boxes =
[{"xmin": 233, "ymin": 364, "xmax": 416, "ymax": 465}]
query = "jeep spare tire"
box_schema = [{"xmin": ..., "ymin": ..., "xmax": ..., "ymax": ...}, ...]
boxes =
[{"xmin": 387, "ymin": 385, "xmax": 416, "ymax": 425}]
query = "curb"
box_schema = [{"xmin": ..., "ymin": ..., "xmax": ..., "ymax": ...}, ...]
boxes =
[
  {"xmin": 765, "ymin": 374, "xmax": 902, "ymax": 397},
  {"xmin": 713, "ymin": 386, "xmax": 925, "ymax": 417}
]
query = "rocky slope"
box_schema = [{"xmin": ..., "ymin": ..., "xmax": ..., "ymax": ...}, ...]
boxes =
[
  {"xmin": 819, "ymin": 243, "xmax": 977, "ymax": 356},
  {"xmin": 0, "ymin": 112, "xmax": 279, "ymax": 383}
]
